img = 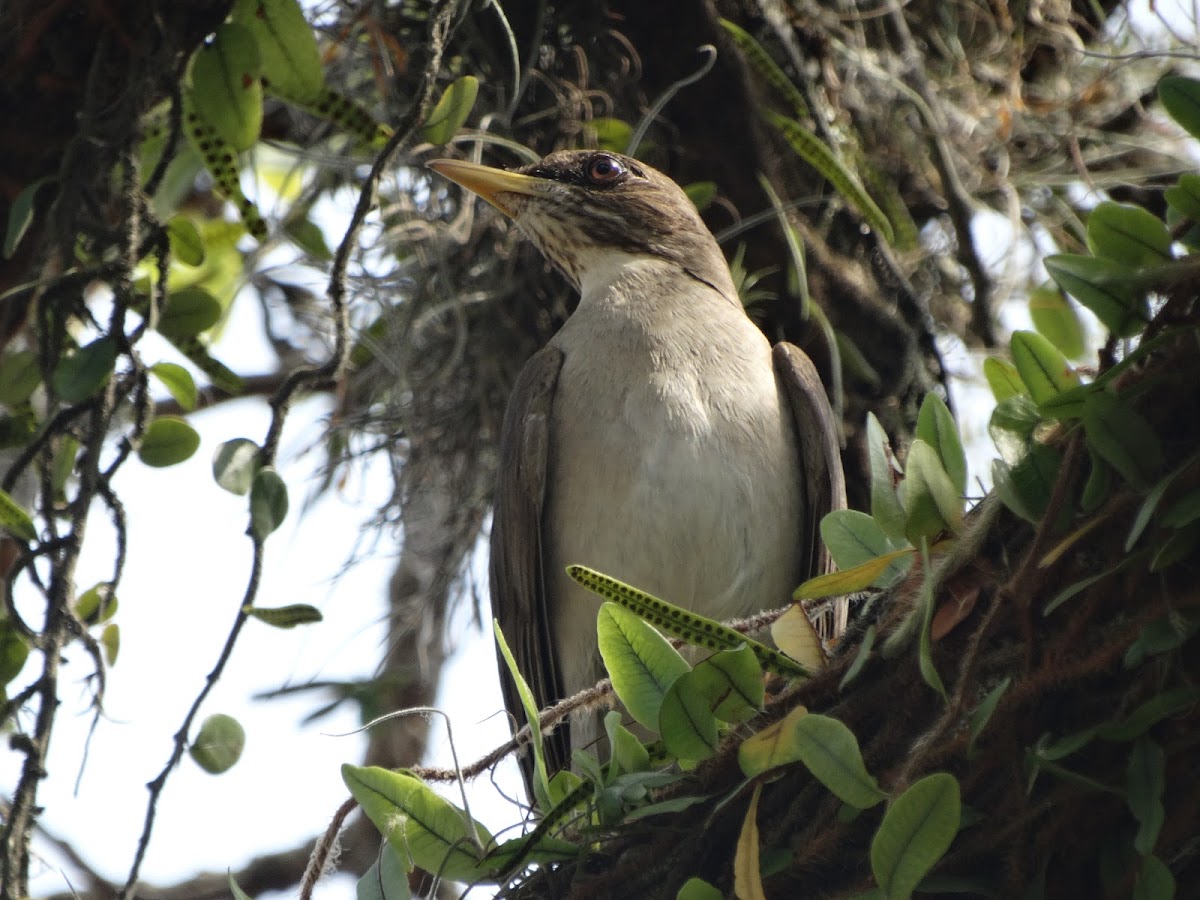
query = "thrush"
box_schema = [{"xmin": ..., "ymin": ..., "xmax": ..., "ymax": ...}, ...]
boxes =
[{"xmin": 429, "ymin": 150, "xmax": 846, "ymax": 792}]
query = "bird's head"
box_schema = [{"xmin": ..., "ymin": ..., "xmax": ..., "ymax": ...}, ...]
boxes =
[{"xmin": 429, "ymin": 150, "xmax": 734, "ymax": 300}]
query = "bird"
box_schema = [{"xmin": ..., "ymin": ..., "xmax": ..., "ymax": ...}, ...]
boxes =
[{"xmin": 428, "ymin": 150, "xmax": 846, "ymax": 794}]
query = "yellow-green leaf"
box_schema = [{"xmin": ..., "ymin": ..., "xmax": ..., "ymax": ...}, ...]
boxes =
[
  {"xmin": 189, "ymin": 23, "xmax": 263, "ymax": 152},
  {"xmin": 0, "ymin": 487, "xmax": 37, "ymax": 542},
  {"xmin": 232, "ymin": 0, "xmax": 324, "ymax": 104},
  {"xmin": 245, "ymin": 604, "xmax": 323, "ymax": 628},
  {"xmin": 190, "ymin": 713, "xmax": 246, "ymax": 774},
  {"xmin": 1009, "ymin": 330, "xmax": 1080, "ymax": 405},
  {"xmin": 793, "ymin": 548, "xmax": 915, "ymax": 599},
  {"xmin": 1028, "ymin": 283, "xmax": 1085, "ymax": 361},
  {"xmin": 423, "ymin": 76, "xmax": 479, "ymax": 145},
  {"xmin": 139, "ymin": 417, "xmax": 201, "ymax": 468},
  {"xmin": 733, "ymin": 784, "xmax": 767, "ymax": 900}
]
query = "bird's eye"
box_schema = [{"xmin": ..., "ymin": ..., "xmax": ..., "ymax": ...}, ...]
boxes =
[{"xmin": 585, "ymin": 154, "xmax": 624, "ymax": 184}]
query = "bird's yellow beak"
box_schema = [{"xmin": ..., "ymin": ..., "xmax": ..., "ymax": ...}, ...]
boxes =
[{"xmin": 427, "ymin": 159, "xmax": 543, "ymax": 218}]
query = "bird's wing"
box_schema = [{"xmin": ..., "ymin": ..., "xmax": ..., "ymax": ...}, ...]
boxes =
[
  {"xmin": 489, "ymin": 344, "xmax": 569, "ymax": 795},
  {"xmin": 773, "ymin": 343, "xmax": 848, "ymax": 629}
]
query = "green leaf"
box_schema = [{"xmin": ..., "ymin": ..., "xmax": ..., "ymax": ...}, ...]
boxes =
[
  {"xmin": 866, "ymin": 413, "xmax": 906, "ymax": 540},
  {"xmin": 341, "ymin": 764, "xmax": 494, "ymax": 883},
  {"xmin": 284, "ymin": 215, "xmax": 332, "ymax": 260},
  {"xmin": 356, "ymin": 845, "xmax": 412, "ymax": 900},
  {"xmin": 902, "ymin": 440, "xmax": 963, "ymax": 545},
  {"xmin": 1081, "ymin": 391, "xmax": 1163, "ymax": 491},
  {"xmin": 739, "ymin": 708, "xmax": 887, "ymax": 808},
  {"xmin": 0, "ymin": 622, "xmax": 30, "ymax": 685},
  {"xmin": 190, "ymin": 713, "xmax": 246, "ymax": 774},
  {"xmin": 245, "ymin": 604, "xmax": 323, "ymax": 628},
  {"xmin": 1043, "ymin": 255, "xmax": 1147, "ymax": 338},
  {"xmin": 689, "ymin": 644, "xmax": 765, "ymax": 724},
  {"xmin": 1086, "ymin": 202, "xmax": 1172, "ymax": 267},
  {"xmin": 1159, "ymin": 75, "xmax": 1200, "ymax": 141},
  {"xmin": 75, "ymin": 582, "xmax": 118, "ymax": 625},
  {"xmin": 249, "ymin": 467, "xmax": 289, "ymax": 539},
  {"xmin": 0, "ymin": 488, "xmax": 37, "ymax": 542},
  {"xmin": 968, "ymin": 677, "xmax": 1011, "ymax": 756},
  {"xmin": 1028, "ymin": 283, "xmax": 1086, "ymax": 360},
  {"xmin": 494, "ymin": 620, "xmax": 552, "ymax": 810},
  {"xmin": 988, "ymin": 394, "xmax": 1040, "ymax": 466},
  {"xmin": 53, "ymin": 337, "xmax": 117, "ymax": 403},
  {"xmin": 916, "ymin": 548, "xmax": 946, "ymax": 700},
  {"xmin": 992, "ymin": 444, "xmax": 1061, "ymax": 524},
  {"xmin": 167, "ymin": 215, "xmax": 206, "ymax": 266},
  {"xmin": 983, "ymin": 357, "xmax": 1028, "ymax": 403},
  {"xmin": 683, "ymin": 181, "xmax": 717, "ymax": 212},
  {"xmin": 597, "ymin": 602, "xmax": 690, "ymax": 731},
  {"xmin": 101, "ymin": 623, "xmax": 120, "ymax": 666},
  {"xmin": 423, "ymin": 75, "xmax": 479, "ymax": 145},
  {"xmin": 1164, "ymin": 174, "xmax": 1200, "ymax": 221},
  {"xmin": 232, "ymin": 0, "xmax": 324, "ymax": 104},
  {"xmin": 839, "ymin": 624, "xmax": 876, "ymax": 691},
  {"xmin": 1127, "ymin": 737, "xmax": 1165, "ymax": 857},
  {"xmin": 658, "ymin": 670, "xmax": 720, "ymax": 762},
  {"xmin": 160, "ymin": 288, "xmax": 223, "ymax": 340},
  {"xmin": 605, "ymin": 711, "xmax": 650, "ymax": 775},
  {"xmin": 1133, "ymin": 855, "xmax": 1176, "ymax": 900},
  {"xmin": 1125, "ymin": 615, "xmax": 1198, "ymax": 670},
  {"xmin": 821, "ymin": 509, "xmax": 902, "ymax": 570},
  {"xmin": 764, "ymin": 110, "xmax": 894, "ymax": 243},
  {"xmin": 870, "ymin": 773, "xmax": 961, "ymax": 900},
  {"xmin": 4, "ymin": 176, "xmax": 52, "ymax": 259},
  {"xmin": 0, "ymin": 350, "xmax": 41, "ymax": 406},
  {"xmin": 1009, "ymin": 330, "xmax": 1080, "ymax": 405},
  {"xmin": 189, "ymin": 23, "xmax": 263, "ymax": 152},
  {"xmin": 591, "ymin": 117, "xmax": 634, "ymax": 154},
  {"xmin": 149, "ymin": 362, "xmax": 198, "ymax": 411},
  {"xmin": 676, "ymin": 877, "xmax": 724, "ymax": 900},
  {"xmin": 1099, "ymin": 687, "xmax": 1200, "ymax": 742},
  {"xmin": 139, "ymin": 416, "xmax": 201, "ymax": 468},
  {"xmin": 1150, "ymin": 522, "xmax": 1200, "ymax": 572},
  {"xmin": 213, "ymin": 438, "xmax": 261, "ymax": 495},
  {"xmin": 916, "ymin": 393, "xmax": 966, "ymax": 495}
]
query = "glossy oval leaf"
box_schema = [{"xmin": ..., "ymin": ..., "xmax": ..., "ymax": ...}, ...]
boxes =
[
  {"xmin": 189, "ymin": 23, "xmax": 263, "ymax": 151},
  {"xmin": 1086, "ymin": 201, "xmax": 1172, "ymax": 267},
  {"xmin": 0, "ymin": 623, "xmax": 30, "ymax": 685},
  {"xmin": 1159, "ymin": 75, "xmax": 1200, "ymax": 141},
  {"xmin": 75, "ymin": 582, "xmax": 118, "ymax": 625},
  {"xmin": 1028, "ymin": 283, "xmax": 1086, "ymax": 361},
  {"xmin": 190, "ymin": 713, "xmax": 246, "ymax": 774},
  {"xmin": 245, "ymin": 603, "xmax": 323, "ymax": 628},
  {"xmin": 149, "ymin": 362, "xmax": 198, "ymax": 411},
  {"xmin": 101, "ymin": 623, "xmax": 120, "ymax": 666},
  {"xmin": 870, "ymin": 772, "xmax": 961, "ymax": 900},
  {"xmin": 867, "ymin": 413, "xmax": 907, "ymax": 540},
  {"xmin": 213, "ymin": 437, "xmax": 261, "ymax": 495},
  {"xmin": 821, "ymin": 509, "xmax": 898, "ymax": 570},
  {"xmin": 423, "ymin": 76, "xmax": 479, "ymax": 145},
  {"xmin": 0, "ymin": 488, "xmax": 37, "ymax": 542},
  {"xmin": 739, "ymin": 707, "xmax": 886, "ymax": 808},
  {"xmin": 659, "ymin": 670, "xmax": 720, "ymax": 762},
  {"xmin": 167, "ymin": 215, "xmax": 206, "ymax": 266},
  {"xmin": 341, "ymin": 764, "xmax": 493, "ymax": 883},
  {"xmin": 902, "ymin": 440, "xmax": 963, "ymax": 545},
  {"xmin": 916, "ymin": 393, "xmax": 966, "ymax": 495},
  {"xmin": 160, "ymin": 287, "xmax": 223, "ymax": 341},
  {"xmin": 1009, "ymin": 330, "xmax": 1080, "ymax": 405},
  {"xmin": 250, "ymin": 466, "xmax": 289, "ymax": 539},
  {"xmin": 232, "ymin": 0, "xmax": 324, "ymax": 104},
  {"xmin": 0, "ymin": 349, "xmax": 41, "ymax": 405},
  {"xmin": 690, "ymin": 644, "xmax": 765, "ymax": 723},
  {"xmin": 597, "ymin": 602, "xmax": 690, "ymax": 731},
  {"xmin": 982, "ymin": 356, "xmax": 1028, "ymax": 403},
  {"xmin": 53, "ymin": 337, "xmax": 117, "ymax": 403},
  {"xmin": 1043, "ymin": 254, "xmax": 1147, "ymax": 338},
  {"xmin": 1081, "ymin": 391, "xmax": 1163, "ymax": 491},
  {"xmin": 1164, "ymin": 173, "xmax": 1200, "ymax": 220},
  {"xmin": 139, "ymin": 416, "xmax": 200, "ymax": 468}
]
